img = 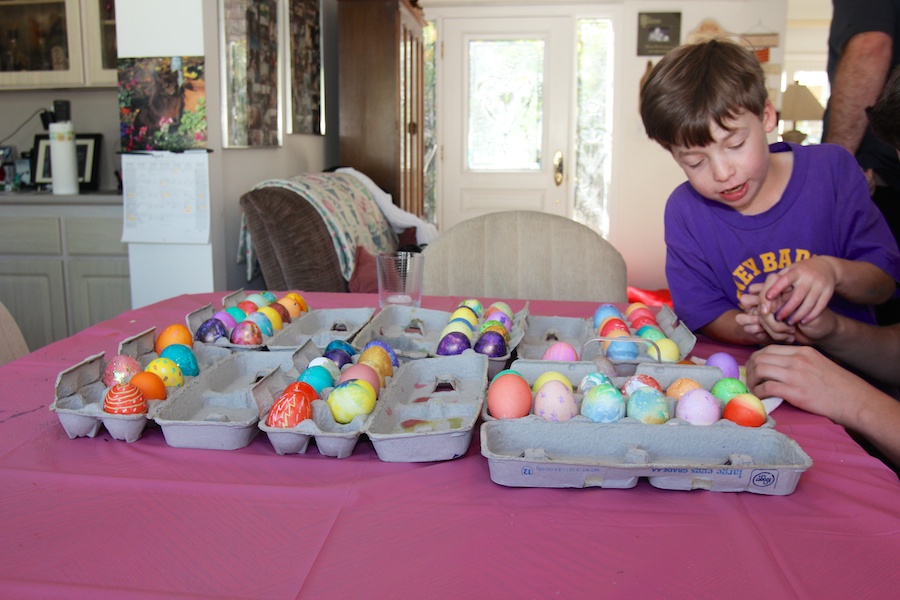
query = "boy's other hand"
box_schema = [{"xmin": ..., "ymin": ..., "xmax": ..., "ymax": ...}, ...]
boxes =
[{"xmin": 762, "ymin": 256, "xmax": 836, "ymax": 325}]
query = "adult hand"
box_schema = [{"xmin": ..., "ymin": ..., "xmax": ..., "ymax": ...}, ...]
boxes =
[{"xmin": 761, "ymin": 256, "xmax": 837, "ymax": 325}]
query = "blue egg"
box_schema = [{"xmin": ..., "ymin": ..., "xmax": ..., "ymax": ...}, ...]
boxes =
[
  {"xmin": 581, "ymin": 383, "xmax": 626, "ymax": 423},
  {"xmin": 326, "ymin": 339, "xmax": 357, "ymax": 356},
  {"xmin": 606, "ymin": 339, "xmax": 639, "ymax": 361},
  {"xmin": 593, "ymin": 303, "xmax": 623, "ymax": 329},
  {"xmin": 297, "ymin": 365, "xmax": 334, "ymax": 395},
  {"xmin": 159, "ymin": 343, "xmax": 200, "ymax": 377},
  {"xmin": 245, "ymin": 311, "xmax": 273, "ymax": 336},
  {"xmin": 626, "ymin": 387, "xmax": 670, "ymax": 424},
  {"xmin": 260, "ymin": 291, "xmax": 278, "ymax": 304}
]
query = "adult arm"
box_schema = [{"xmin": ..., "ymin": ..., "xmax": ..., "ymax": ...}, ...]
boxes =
[{"xmin": 747, "ymin": 344, "xmax": 900, "ymax": 467}]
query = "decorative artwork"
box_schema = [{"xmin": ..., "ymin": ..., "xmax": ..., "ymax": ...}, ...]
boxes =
[
  {"xmin": 221, "ymin": 0, "xmax": 282, "ymax": 147},
  {"xmin": 288, "ymin": 0, "xmax": 323, "ymax": 135},
  {"xmin": 638, "ymin": 13, "xmax": 681, "ymax": 56},
  {"xmin": 118, "ymin": 56, "xmax": 208, "ymax": 152}
]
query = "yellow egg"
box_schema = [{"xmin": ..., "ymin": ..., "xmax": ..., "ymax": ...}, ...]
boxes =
[
  {"xmin": 531, "ymin": 370, "xmax": 573, "ymax": 393},
  {"xmin": 257, "ymin": 306, "xmax": 283, "ymax": 330},
  {"xmin": 358, "ymin": 346, "xmax": 393, "ymax": 378},
  {"xmin": 647, "ymin": 338, "xmax": 681, "ymax": 362},
  {"xmin": 145, "ymin": 357, "xmax": 184, "ymax": 388},
  {"xmin": 284, "ymin": 292, "xmax": 308, "ymax": 312},
  {"xmin": 327, "ymin": 379, "xmax": 377, "ymax": 424},
  {"xmin": 449, "ymin": 307, "xmax": 478, "ymax": 328}
]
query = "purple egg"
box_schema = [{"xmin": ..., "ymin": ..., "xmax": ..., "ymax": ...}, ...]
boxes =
[
  {"xmin": 323, "ymin": 348, "xmax": 353, "ymax": 369},
  {"xmin": 212, "ymin": 310, "xmax": 238, "ymax": 332},
  {"xmin": 230, "ymin": 321, "xmax": 263, "ymax": 345},
  {"xmin": 484, "ymin": 309, "xmax": 513, "ymax": 331},
  {"xmin": 195, "ymin": 317, "xmax": 228, "ymax": 343},
  {"xmin": 436, "ymin": 331, "xmax": 471, "ymax": 356},
  {"xmin": 706, "ymin": 352, "xmax": 740, "ymax": 379},
  {"xmin": 473, "ymin": 330, "xmax": 507, "ymax": 358}
]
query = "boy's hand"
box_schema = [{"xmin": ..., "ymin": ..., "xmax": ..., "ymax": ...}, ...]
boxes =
[
  {"xmin": 760, "ymin": 256, "xmax": 837, "ymax": 325},
  {"xmin": 737, "ymin": 282, "xmax": 794, "ymax": 342}
]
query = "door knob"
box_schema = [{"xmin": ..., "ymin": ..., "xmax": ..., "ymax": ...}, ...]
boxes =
[{"xmin": 553, "ymin": 151, "xmax": 564, "ymax": 186}]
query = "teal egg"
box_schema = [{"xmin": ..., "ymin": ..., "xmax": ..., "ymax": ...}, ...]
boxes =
[
  {"xmin": 581, "ymin": 383, "xmax": 626, "ymax": 423},
  {"xmin": 225, "ymin": 306, "xmax": 247, "ymax": 322},
  {"xmin": 297, "ymin": 365, "xmax": 334, "ymax": 395},
  {"xmin": 326, "ymin": 339, "xmax": 357, "ymax": 356},
  {"xmin": 159, "ymin": 343, "xmax": 200, "ymax": 377},
  {"xmin": 246, "ymin": 293, "xmax": 270, "ymax": 308},
  {"xmin": 245, "ymin": 311, "xmax": 273, "ymax": 336}
]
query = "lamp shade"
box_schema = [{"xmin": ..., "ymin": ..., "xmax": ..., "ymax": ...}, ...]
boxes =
[{"xmin": 781, "ymin": 83, "xmax": 824, "ymax": 122}]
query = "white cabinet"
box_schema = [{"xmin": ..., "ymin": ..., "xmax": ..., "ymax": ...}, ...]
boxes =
[
  {"xmin": 0, "ymin": 194, "xmax": 130, "ymax": 351},
  {"xmin": 0, "ymin": 0, "xmax": 117, "ymax": 89}
]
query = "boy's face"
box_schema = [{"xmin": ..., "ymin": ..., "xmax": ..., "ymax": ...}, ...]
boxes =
[{"xmin": 670, "ymin": 101, "xmax": 778, "ymax": 215}]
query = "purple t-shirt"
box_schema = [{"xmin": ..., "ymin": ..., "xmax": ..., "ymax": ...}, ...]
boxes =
[{"xmin": 664, "ymin": 142, "xmax": 900, "ymax": 332}]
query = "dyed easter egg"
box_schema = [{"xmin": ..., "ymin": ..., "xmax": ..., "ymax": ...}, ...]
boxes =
[
  {"xmin": 722, "ymin": 393, "xmax": 767, "ymax": 427},
  {"xmin": 578, "ymin": 371, "xmax": 612, "ymax": 394},
  {"xmin": 626, "ymin": 306, "xmax": 657, "ymax": 324},
  {"xmin": 626, "ymin": 387, "xmax": 670, "ymax": 424},
  {"xmin": 606, "ymin": 339, "xmax": 639, "ymax": 361},
  {"xmin": 229, "ymin": 320, "xmax": 263, "ymax": 346},
  {"xmin": 581, "ymin": 382, "xmax": 626, "ymax": 423},
  {"xmin": 675, "ymin": 388, "xmax": 721, "ymax": 425},
  {"xmin": 103, "ymin": 383, "xmax": 147, "ymax": 415},
  {"xmin": 244, "ymin": 311, "xmax": 274, "ymax": 336},
  {"xmin": 483, "ymin": 309, "xmax": 513, "ymax": 331},
  {"xmin": 637, "ymin": 325, "xmax": 666, "ymax": 342},
  {"xmin": 630, "ymin": 315, "xmax": 659, "ymax": 331},
  {"xmin": 267, "ymin": 302, "xmax": 291, "ymax": 325},
  {"xmin": 364, "ymin": 340, "xmax": 399, "ymax": 367},
  {"xmin": 593, "ymin": 303, "xmax": 623, "ymax": 329},
  {"xmin": 666, "ymin": 377, "xmax": 703, "ymax": 400},
  {"xmin": 326, "ymin": 340, "xmax": 357, "ymax": 357},
  {"xmin": 601, "ymin": 329, "xmax": 630, "ymax": 352},
  {"xmin": 487, "ymin": 372, "xmax": 532, "ymax": 419},
  {"xmin": 480, "ymin": 322, "xmax": 511, "ymax": 344},
  {"xmin": 224, "ymin": 306, "xmax": 247, "ymax": 323},
  {"xmin": 486, "ymin": 301, "xmax": 514, "ymax": 321},
  {"xmin": 260, "ymin": 291, "xmax": 278, "ymax": 304},
  {"xmin": 237, "ymin": 300, "xmax": 259, "ymax": 315},
  {"xmin": 212, "ymin": 310, "xmax": 239, "ymax": 332},
  {"xmin": 458, "ymin": 298, "xmax": 484, "ymax": 317},
  {"xmin": 705, "ymin": 352, "xmax": 740, "ymax": 380},
  {"xmin": 102, "ymin": 354, "xmax": 142, "ymax": 387},
  {"xmin": 620, "ymin": 374, "xmax": 663, "ymax": 396},
  {"xmin": 276, "ymin": 296, "xmax": 304, "ymax": 319},
  {"xmin": 266, "ymin": 382, "xmax": 315, "ymax": 428},
  {"xmin": 196, "ymin": 317, "xmax": 229, "ymax": 343},
  {"xmin": 491, "ymin": 368, "xmax": 523, "ymax": 384},
  {"xmin": 323, "ymin": 348, "xmax": 353, "ymax": 369},
  {"xmin": 474, "ymin": 330, "xmax": 507, "ymax": 358},
  {"xmin": 145, "ymin": 357, "xmax": 184, "ymax": 388},
  {"xmin": 533, "ymin": 379, "xmax": 578, "ymax": 422},
  {"xmin": 155, "ymin": 323, "xmax": 193, "ymax": 355},
  {"xmin": 308, "ymin": 356, "xmax": 342, "ymax": 382},
  {"xmin": 339, "ymin": 362, "xmax": 382, "ymax": 392},
  {"xmin": 297, "ymin": 365, "xmax": 335, "ymax": 395},
  {"xmin": 327, "ymin": 379, "xmax": 377, "ymax": 424},
  {"xmin": 541, "ymin": 341, "xmax": 578, "ymax": 362},
  {"xmin": 647, "ymin": 338, "xmax": 680, "ymax": 362},
  {"xmin": 246, "ymin": 293, "xmax": 270, "ymax": 308},
  {"xmin": 283, "ymin": 292, "xmax": 308, "ymax": 312},
  {"xmin": 442, "ymin": 321, "xmax": 475, "ymax": 342},
  {"xmin": 531, "ymin": 370, "xmax": 573, "ymax": 393},
  {"xmin": 436, "ymin": 331, "xmax": 471, "ymax": 356},
  {"xmin": 129, "ymin": 371, "xmax": 167, "ymax": 401},
  {"xmin": 599, "ymin": 317, "xmax": 630, "ymax": 337},
  {"xmin": 624, "ymin": 302, "xmax": 649, "ymax": 317},
  {"xmin": 256, "ymin": 306, "xmax": 283, "ymax": 330},
  {"xmin": 160, "ymin": 343, "xmax": 199, "ymax": 377},
  {"xmin": 710, "ymin": 377, "xmax": 749, "ymax": 407},
  {"xmin": 358, "ymin": 346, "xmax": 394, "ymax": 378},
  {"xmin": 449, "ymin": 306, "xmax": 479, "ymax": 328}
]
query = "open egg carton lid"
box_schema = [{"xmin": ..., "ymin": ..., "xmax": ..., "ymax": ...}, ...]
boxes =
[
  {"xmin": 481, "ymin": 418, "xmax": 812, "ymax": 495},
  {"xmin": 351, "ymin": 304, "xmax": 528, "ymax": 378},
  {"xmin": 362, "ymin": 353, "xmax": 489, "ymax": 462},
  {"xmin": 151, "ymin": 340, "xmax": 322, "ymax": 450},
  {"xmin": 255, "ymin": 363, "xmax": 383, "ymax": 459},
  {"xmin": 517, "ymin": 305, "xmax": 696, "ymax": 376}
]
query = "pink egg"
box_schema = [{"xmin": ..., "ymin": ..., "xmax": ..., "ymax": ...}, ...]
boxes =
[
  {"xmin": 541, "ymin": 341, "xmax": 579, "ymax": 361},
  {"xmin": 102, "ymin": 354, "xmax": 142, "ymax": 387},
  {"xmin": 675, "ymin": 388, "xmax": 721, "ymax": 425},
  {"xmin": 533, "ymin": 379, "xmax": 578, "ymax": 422},
  {"xmin": 339, "ymin": 362, "xmax": 382, "ymax": 393},
  {"xmin": 212, "ymin": 310, "xmax": 238, "ymax": 331},
  {"xmin": 627, "ymin": 307, "xmax": 657, "ymax": 323}
]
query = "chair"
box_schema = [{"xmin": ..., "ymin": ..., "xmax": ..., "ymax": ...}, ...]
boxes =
[
  {"xmin": 422, "ymin": 211, "xmax": 628, "ymax": 302},
  {"xmin": 0, "ymin": 300, "xmax": 29, "ymax": 367}
]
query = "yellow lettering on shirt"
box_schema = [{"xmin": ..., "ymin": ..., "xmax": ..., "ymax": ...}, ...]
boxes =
[
  {"xmin": 731, "ymin": 249, "xmax": 816, "ymax": 299},
  {"xmin": 760, "ymin": 252, "xmax": 779, "ymax": 272}
]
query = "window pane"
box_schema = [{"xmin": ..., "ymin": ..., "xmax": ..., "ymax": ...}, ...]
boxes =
[{"xmin": 467, "ymin": 39, "xmax": 544, "ymax": 170}]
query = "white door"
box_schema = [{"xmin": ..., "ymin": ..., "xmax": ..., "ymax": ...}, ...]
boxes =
[{"xmin": 439, "ymin": 17, "xmax": 574, "ymax": 230}]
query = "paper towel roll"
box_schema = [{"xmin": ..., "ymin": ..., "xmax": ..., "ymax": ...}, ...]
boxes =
[{"xmin": 49, "ymin": 121, "xmax": 79, "ymax": 195}]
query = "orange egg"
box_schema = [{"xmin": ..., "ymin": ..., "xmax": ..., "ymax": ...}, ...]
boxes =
[
  {"xmin": 487, "ymin": 373, "xmax": 533, "ymax": 419},
  {"xmin": 129, "ymin": 371, "xmax": 168, "ymax": 400},
  {"xmin": 276, "ymin": 296, "xmax": 304, "ymax": 319},
  {"xmin": 284, "ymin": 292, "xmax": 308, "ymax": 312},
  {"xmin": 666, "ymin": 377, "xmax": 703, "ymax": 400},
  {"xmin": 155, "ymin": 323, "xmax": 193, "ymax": 355}
]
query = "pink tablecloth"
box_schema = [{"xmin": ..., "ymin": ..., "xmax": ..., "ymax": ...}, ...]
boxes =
[{"xmin": 1, "ymin": 292, "xmax": 898, "ymax": 599}]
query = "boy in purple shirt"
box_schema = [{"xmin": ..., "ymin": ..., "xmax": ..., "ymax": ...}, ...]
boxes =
[{"xmin": 639, "ymin": 39, "xmax": 900, "ymax": 346}]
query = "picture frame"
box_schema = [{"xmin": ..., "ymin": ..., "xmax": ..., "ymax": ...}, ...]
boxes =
[
  {"xmin": 637, "ymin": 12, "xmax": 681, "ymax": 56},
  {"xmin": 286, "ymin": 0, "xmax": 323, "ymax": 135},
  {"xmin": 32, "ymin": 133, "xmax": 102, "ymax": 191},
  {"xmin": 220, "ymin": 0, "xmax": 283, "ymax": 147}
]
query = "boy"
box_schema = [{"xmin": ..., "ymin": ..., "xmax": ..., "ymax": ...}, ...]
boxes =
[{"xmin": 640, "ymin": 38, "xmax": 900, "ymax": 346}]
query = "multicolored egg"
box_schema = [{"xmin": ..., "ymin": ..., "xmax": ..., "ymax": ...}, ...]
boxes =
[
  {"xmin": 102, "ymin": 354, "xmax": 142, "ymax": 387},
  {"xmin": 626, "ymin": 387, "xmax": 670, "ymax": 424},
  {"xmin": 578, "ymin": 371, "xmax": 612, "ymax": 393},
  {"xmin": 326, "ymin": 340, "xmax": 357, "ymax": 357},
  {"xmin": 276, "ymin": 296, "xmax": 304, "ymax": 319},
  {"xmin": 267, "ymin": 302, "xmax": 291, "ymax": 325},
  {"xmin": 620, "ymin": 374, "xmax": 663, "ymax": 396},
  {"xmin": 260, "ymin": 291, "xmax": 278, "ymax": 304},
  {"xmin": 283, "ymin": 292, "xmax": 308, "ymax": 313},
  {"xmin": 533, "ymin": 379, "xmax": 578, "ymax": 422},
  {"xmin": 246, "ymin": 293, "xmax": 270, "ymax": 308},
  {"xmin": 581, "ymin": 382, "xmax": 626, "ymax": 423},
  {"xmin": 710, "ymin": 377, "xmax": 749, "ymax": 407},
  {"xmin": 666, "ymin": 377, "xmax": 703, "ymax": 400},
  {"xmin": 323, "ymin": 348, "xmax": 353, "ymax": 369},
  {"xmin": 145, "ymin": 357, "xmax": 184, "ymax": 388},
  {"xmin": 237, "ymin": 300, "xmax": 259, "ymax": 315},
  {"xmin": 458, "ymin": 298, "xmax": 484, "ymax": 317},
  {"xmin": 722, "ymin": 393, "xmax": 767, "ymax": 427},
  {"xmin": 327, "ymin": 379, "xmax": 377, "ymax": 424},
  {"xmin": 195, "ymin": 317, "xmax": 229, "ymax": 343},
  {"xmin": 358, "ymin": 346, "xmax": 393, "ymax": 379},
  {"xmin": 244, "ymin": 311, "xmax": 273, "ymax": 336},
  {"xmin": 364, "ymin": 340, "xmax": 399, "ymax": 367},
  {"xmin": 103, "ymin": 383, "xmax": 147, "ymax": 415},
  {"xmin": 229, "ymin": 320, "xmax": 263, "ymax": 346}
]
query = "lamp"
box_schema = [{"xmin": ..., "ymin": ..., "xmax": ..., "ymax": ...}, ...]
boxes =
[{"xmin": 780, "ymin": 83, "xmax": 824, "ymax": 144}]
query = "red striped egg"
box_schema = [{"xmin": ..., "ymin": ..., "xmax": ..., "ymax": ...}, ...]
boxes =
[{"xmin": 103, "ymin": 383, "xmax": 147, "ymax": 415}]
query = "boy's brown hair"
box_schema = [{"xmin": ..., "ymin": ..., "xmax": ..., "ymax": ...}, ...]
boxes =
[
  {"xmin": 640, "ymin": 38, "xmax": 768, "ymax": 151},
  {"xmin": 867, "ymin": 65, "xmax": 900, "ymax": 150}
]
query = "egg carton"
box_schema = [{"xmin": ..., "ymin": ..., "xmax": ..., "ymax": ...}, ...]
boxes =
[
  {"xmin": 363, "ymin": 353, "xmax": 489, "ymax": 462},
  {"xmin": 482, "ymin": 360, "xmax": 776, "ymax": 428},
  {"xmin": 151, "ymin": 340, "xmax": 322, "ymax": 450},
  {"xmin": 516, "ymin": 305, "xmax": 696, "ymax": 376},
  {"xmin": 49, "ymin": 334, "xmax": 234, "ymax": 443},
  {"xmin": 480, "ymin": 418, "xmax": 812, "ymax": 495},
  {"xmin": 351, "ymin": 304, "xmax": 528, "ymax": 379}
]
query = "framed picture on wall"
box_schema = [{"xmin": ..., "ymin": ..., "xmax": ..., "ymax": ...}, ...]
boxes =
[
  {"xmin": 32, "ymin": 133, "xmax": 102, "ymax": 191},
  {"xmin": 220, "ymin": 0, "xmax": 283, "ymax": 147},
  {"xmin": 637, "ymin": 12, "xmax": 681, "ymax": 56},
  {"xmin": 287, "ymin": 0, "xmax": 323, "ymax": 135}
]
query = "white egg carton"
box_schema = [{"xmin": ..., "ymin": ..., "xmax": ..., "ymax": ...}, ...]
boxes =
[
  {"xmin": 150, "ymin": 341, "xmax": 322, "ymax": 450},
  {"xmin": 363, "ymin": 353, "xmax": 489, "ymax": 462},
  {"xmin": 517, "ymin": 305, "xmax": 696, "ymax": 376},
  {"xmin": 49, "ymin": 333, "xmax": 233, "ymax": 443},
  {"xmin": 351, "ymin": 304, "xmax": 528, "ymax": 379}
]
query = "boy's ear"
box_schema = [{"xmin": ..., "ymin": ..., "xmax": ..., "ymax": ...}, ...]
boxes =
[{"xmin": 762, "ymin": 100, "xmax": 778, "ymax": 133}]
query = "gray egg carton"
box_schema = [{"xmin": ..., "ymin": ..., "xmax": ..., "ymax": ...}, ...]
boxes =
[
  {"xmin": 516, "ymin": 305, "xmax": 696, "ymax": 376},
  {"xmin": 481, "ymin": 418, "xmax": 812, "ymax": 495},
  {"xmin": 151, "ymin": 341, "xmax": 322, "ymax": 450},
  {"xmin": 351, "ymin": 304, "xmax": 528, "ymax": 379},
  {"xmin": 363, "ymin": 353, "xmax": 489, "ymax": 462},
  {"xmin": 49, "ymin": 333, "xmax": 233, "ymax": 443}
]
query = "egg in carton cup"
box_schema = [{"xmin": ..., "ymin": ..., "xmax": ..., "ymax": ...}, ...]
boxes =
[
  {"xmin": 363, "ymin": 353, "xmax": 489, "ymax": 462},
  {"xmin": 151, "ymin": 340, "xmax": 321, "ymax": 450},
  {"xmin": 351, "ymin": 304, "xmax": 528, "ymax": 379}
]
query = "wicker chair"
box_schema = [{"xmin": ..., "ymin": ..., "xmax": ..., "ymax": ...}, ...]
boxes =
[{"xmin": 0, "ymin": 300, "xmax": 29, "ymax": 367}]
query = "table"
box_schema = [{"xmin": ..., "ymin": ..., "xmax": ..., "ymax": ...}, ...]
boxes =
[{"xmin": 2, "ymin": 292, "xmax": 898, "ymax": 599}]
